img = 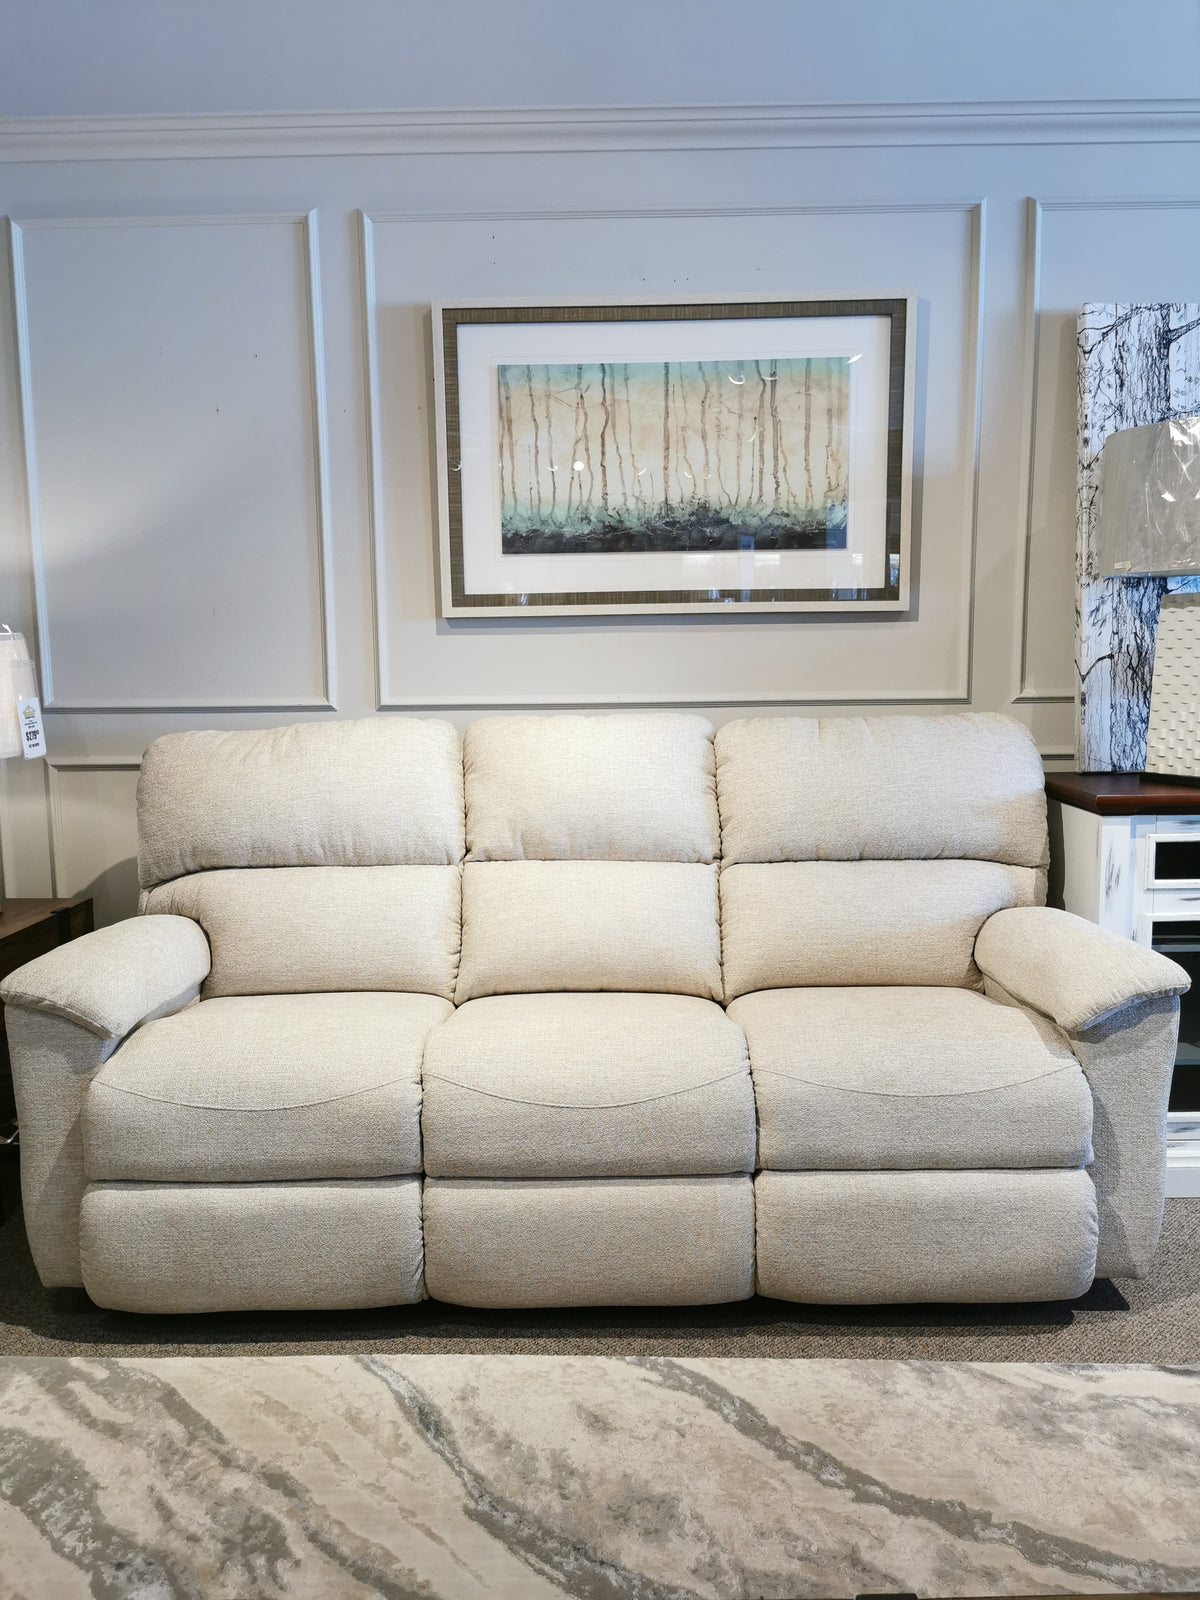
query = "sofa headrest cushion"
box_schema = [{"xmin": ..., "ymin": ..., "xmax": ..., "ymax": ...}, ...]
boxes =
[
  {"xmin": 137, "ymin": 718, "xmax": 464, "ymax": 888},
  {"xmin": 465, "ymin": 712, "xmax": 718, "ymax": 862},
  {"xmin": 716, "ymin": 713, "xmax": 1047, "ymax": 868}
]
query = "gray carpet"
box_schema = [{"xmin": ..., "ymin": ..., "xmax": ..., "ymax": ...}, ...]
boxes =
[{"xmin": 2, "ymin": 1160, "xmax": 1198, "ymax": 1359}]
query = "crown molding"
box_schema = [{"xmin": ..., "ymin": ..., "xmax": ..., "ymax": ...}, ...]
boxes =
[{"xmin": 2, "ymin": 98, "xmax": 1200, "ymax": 162}]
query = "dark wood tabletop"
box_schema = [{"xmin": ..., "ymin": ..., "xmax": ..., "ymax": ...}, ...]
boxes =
[
  {"xmin": 1045, "ymin": 771, "xmax": 1200, "ymax": 815},
  {"xmin": 0, "ymin": 896, "xmax": 94, "ymax": 939}
]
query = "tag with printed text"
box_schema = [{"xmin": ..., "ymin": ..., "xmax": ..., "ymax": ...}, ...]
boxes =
[{"xmin": 15, "ymin": 696, "xmax": 46, "ymax": 759}]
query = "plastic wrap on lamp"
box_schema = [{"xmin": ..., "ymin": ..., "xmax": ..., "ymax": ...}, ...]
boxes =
[
  {"xmin": 0, "ymin": 629, "xmax": 36, "ymax": 760},
  {"xmin": 1098, "ymin": 416, "xmax": 1200, "ymax": 576}
]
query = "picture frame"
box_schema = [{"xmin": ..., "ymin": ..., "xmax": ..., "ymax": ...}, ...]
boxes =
[{"xmin": 433, "ymin": 295, "xmax": 915, "ymax": 617}]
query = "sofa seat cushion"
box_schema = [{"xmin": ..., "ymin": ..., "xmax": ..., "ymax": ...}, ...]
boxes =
[
  {"xmin": 728, "ymin": 986, "xmax": 1092, "ymax": 1172},
  {"xmin": 755, "ymin": 1168, "xmax": 1097, "ymax": 1303},
  {"xmin": 83, "ymin": 992, "xmax": 451, "ymax": 1182},
  {"xmin": 421, "ymin": 992, "xmax": 756, "ymax": 1178},
  {"xmin": 424, "ymin": 1175, "xmax": 754, "ymax": 1307}
]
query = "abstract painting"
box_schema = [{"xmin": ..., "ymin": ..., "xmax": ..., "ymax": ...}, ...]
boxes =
[
  {"xmin": 435, "ymin": 298, "xmax": 913, "ymax": 616},
  {"xmin": 496, "ymin": 358, "xmax": 850, "ymax": 555}
]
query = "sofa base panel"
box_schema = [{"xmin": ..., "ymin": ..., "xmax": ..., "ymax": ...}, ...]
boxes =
[
  {"xmin": 80, "ymin": 1178, "xmax": 424, "ymax": 1313},
  {"xmin": 423, "ymin": 1175, "xmax": 754, "ymax": 1307},
  {"xmin": 755, "ymin": 1168, "xmax": 1098, "ymax": 1304}
]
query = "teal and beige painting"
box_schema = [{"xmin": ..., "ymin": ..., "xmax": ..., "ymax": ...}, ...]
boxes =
[{"xmin": 497, "ymin": 357, "xmax": 850, "ymax": 555}]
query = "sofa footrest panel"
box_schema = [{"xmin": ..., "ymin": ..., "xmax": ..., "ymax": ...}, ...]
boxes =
[
  {"xmin": 423, "ymin": 1175, "xmax": 754, "ymax": 1307},
  {"xmin": 755, "ymin": 1168, "xmax": 1098, "ymax": 1304},
  {"xmin": 80, "ymin": 1178, "xmax": 424, "ymax": 1313}
]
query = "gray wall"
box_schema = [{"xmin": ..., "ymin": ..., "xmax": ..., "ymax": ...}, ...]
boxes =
[{"xmin": 3, "ymin": 2, "xmax": 1200, "ymax": 924}]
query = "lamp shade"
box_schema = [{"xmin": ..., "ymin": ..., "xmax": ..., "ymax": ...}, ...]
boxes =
[{"xmin": 1097, "ymin": 415, "xmax": 1200, "ymax": 576}]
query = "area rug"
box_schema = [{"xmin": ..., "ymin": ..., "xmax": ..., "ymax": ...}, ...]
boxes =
[{"xmin": 1, "ymin": 1356, "xmax": 1198, "ymax": 1599}]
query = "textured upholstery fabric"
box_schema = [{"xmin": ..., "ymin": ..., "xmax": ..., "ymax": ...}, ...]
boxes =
[
  {"xmin": 716, "ymin": 713, "xmax": 1048, "ymax": 867},
  {"xmin": 1072, "ymin": 995, "xmax": 1179, "ymax": 1280},
  {"xmin": 729, "ymin": 986, "xmax": 1092, "ymax": 1171},
  {"xmin": 721, "ymin": 860, "xmax": 1038, "ymax": 998},
  {"xmin": 985, "ymin": 975, "xmax": 1178, "ymax": 1279},
  {"xmin": 138, "ymin": 718, "xmax": 464, "ymax": 889},
  {"xmin": 422, "ymin": 992, "xmax": 755, "ymax": 1178},
  {"xmin": 456, "ymin": 860, "xmax": 722, "ymax": 1001},
  {"xmin": 143, "ymin": 865, "xmax": 460, "ymax": 1000},
  {"xmin": 976, "ymin": 906, "xmax": 1189, "ymax": 1032},
  {"xmin": 0, "ymin": 916, "xmax": 209, "ymax": 1039},
  {"xmin": 755, "ymin": 1169, "xmax": 1098, "ymax": 1303},
  {"xmin": 465, "ymin": 713, "xmax": 719, "ymax": 863},
  {"xmin": 84, "ymin": 992, "xmax": 450, "ymax": 1183},
  {"xmin": 4, "ymin": 1009, "xmax": 120, "ymax": 1287},
  {"xmin": 423, "ymin": 1176, "xmax": 754, "ymax": 1307},
  {"xmin": 80, "ymin": 1179, "xmax": 425, "ymax": 1312}
]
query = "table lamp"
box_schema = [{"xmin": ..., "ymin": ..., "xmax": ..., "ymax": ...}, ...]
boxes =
[{"xmin": 1097, "ymin": 416, "xmax": 1200, "ymax": 783}]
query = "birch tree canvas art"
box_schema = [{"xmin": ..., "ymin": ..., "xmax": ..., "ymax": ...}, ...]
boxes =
[
  {"xmin": 496, "ymin": 357, "xmax": 850, "ymax": 555},
  {"xmin": 1076, "ymin": 303, "xmax": 1200, "ymax": 770}
]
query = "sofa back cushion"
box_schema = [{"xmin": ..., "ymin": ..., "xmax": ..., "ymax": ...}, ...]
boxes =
[
  {"xmin": 716, "ymin": 714, "xmax": 1048, "ymax": 999},
  {"xmin": 456, "ymin": 714, "xmax": 721, "ymax": 1000},
  {"xmin": 143, "ymin": 866, "xmax": 460, "ymax": 1000},
  {"xmin": 137, "ymin": 718, "xmax": 465, "ymax": 998},
  {"xmin": 138, "ymin": 718, "xmax": 464, "ymax": 888}
]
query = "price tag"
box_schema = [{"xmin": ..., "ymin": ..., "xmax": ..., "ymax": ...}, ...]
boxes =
[{"xmin": 15, "ymin": 696, "xmax": 46, "ymax": 759}]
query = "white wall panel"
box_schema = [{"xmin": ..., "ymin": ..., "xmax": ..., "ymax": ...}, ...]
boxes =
[
  {"xmin": 45, "ymin": 762, "xmax": 141, "ymax": 926},
  {"xmin": 4, "ymin": 1, "xmax": 1197, "ymax": 116},
  {"xmin": 367, "ymin": 203, "xmax": 982, "ymax": 707},
  {"xmin": 11, "ymin": 212, "xmax": 333, "ymax": 711}
]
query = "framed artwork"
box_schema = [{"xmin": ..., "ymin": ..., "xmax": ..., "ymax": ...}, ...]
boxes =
[{"xmin": 433, "ymin": 296, "xmax": 915, "ymax": 617}]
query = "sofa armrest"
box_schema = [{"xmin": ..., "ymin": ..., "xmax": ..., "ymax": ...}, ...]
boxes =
[
  {"xmin": 0, "ymin": 914, "xmax": 210, "ymax": 1040},
  {"xmin": 1, "ymin": 915, "xmax": 209, "ymax": 1290},
  {"xmin": 978, "ymin": 905, "xmax": 1187, "ymax": 1282},
  {"xmin": 975, "ymin": 906, "xmax": 1188, "ymax": 1032}
]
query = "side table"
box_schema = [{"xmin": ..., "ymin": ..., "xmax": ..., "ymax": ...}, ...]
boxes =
[
  {"xmin": 1046, "ymin": 772, "xmax": 1200, "ymax": 1196},
  {"xmin": 0, "ymin": 896, "xmax": 94, "ymax": 1154}
]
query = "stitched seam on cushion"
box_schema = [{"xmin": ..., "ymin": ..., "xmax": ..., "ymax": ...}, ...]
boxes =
[
  {"xmin": 89, "ymin": 1074, "xmax": 416, "ymax": 1112},
  {"xmin": 749, "ymin": 1062, "xmax": 1081, "ymax": 1097},
  {"xmin": 421, "ymin": 1068, "xmax": 749, "ymax": 1108}
]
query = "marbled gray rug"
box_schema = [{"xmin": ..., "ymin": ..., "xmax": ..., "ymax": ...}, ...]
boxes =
[{"xmin": 0, "ymin": 1356, "xmax": 1198, "ymax": 1599}]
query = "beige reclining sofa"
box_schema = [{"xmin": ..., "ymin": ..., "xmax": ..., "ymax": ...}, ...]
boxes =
[{"xmin": 2, "ymin": 711, "xmax": 1188, "ymax": 1313}]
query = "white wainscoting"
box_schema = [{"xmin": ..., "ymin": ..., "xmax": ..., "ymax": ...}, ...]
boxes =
[
  {"xmin": 1, "ymin": 104, "xmax": 1198, "ymax": 914},
  {"xmin": 10, "ymin": 211, "xmax": 334, "ymax": 713}
]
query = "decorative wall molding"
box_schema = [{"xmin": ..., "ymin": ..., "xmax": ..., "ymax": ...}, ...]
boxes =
[
  {"xmin": 3, "ymin": 100, "xmax": 1200, "ymax": 164},
  {"xmin": 8, "ymin": 211, "xmax": 338, "ymax": 714},
  {"xmin": 43, "ymin": 758, "xmax": 140, "ymax": 899},
  {"xmin": 1011, "ymin": 198, "xmax": 1062, "ymax": 704},
  {"xmin": 361, "ymin": 199, "xmax": 985, "ymax": 710}
]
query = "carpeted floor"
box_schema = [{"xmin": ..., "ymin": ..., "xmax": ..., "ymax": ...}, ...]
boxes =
[{"xmin": 3, "ymin": 1160, "xmax": 1198, "ymax": 1360}]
